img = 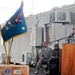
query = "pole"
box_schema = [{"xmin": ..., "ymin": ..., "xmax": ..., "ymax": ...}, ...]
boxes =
[
  {"xmin": 3, "ymin": 42, "xmax": 8, "ymax": 64},
  {"xmin": 7, "ymin": 38, "xmax": 13, "ymax": 64},
  {"xmin": 3, "ymin": 38, "xmax": 13, "ymax": 64},
  {"xmin": 0, "ymin": 25, "xmax": 13, "ymax": 64},
  {"xmin": 0, "ymin": 25, "xmax": 7, "ymax": 64},
  {"xmin": 31, "ymin": 0, "xmax": 33, "ymax": 15},
  {"xmin": 0, "ymin": 25, "xmax": 8, "ymax": 64}
]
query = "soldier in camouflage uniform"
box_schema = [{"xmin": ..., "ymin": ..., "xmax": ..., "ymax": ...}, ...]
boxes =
[
  {"xmin": 67, "ymin": 27, "xmax": 75, "ymax": 44},
  {"xmin": 50, "ymin": 44, "xmax": 61, "ymax": 75},
  {"xmin": 34, "ymin": 42, "xmax": 52, "ymax": 74}
]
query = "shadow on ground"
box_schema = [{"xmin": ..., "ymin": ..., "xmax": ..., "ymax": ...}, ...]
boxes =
[{"xmin": 29, "ymin": 66, "xmax": 46, "ymax": 75}]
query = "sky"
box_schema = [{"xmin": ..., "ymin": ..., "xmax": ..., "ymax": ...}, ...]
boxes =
[{"xmin": 0, "ymin": 0, "xmax": 74, "ymax": 24}]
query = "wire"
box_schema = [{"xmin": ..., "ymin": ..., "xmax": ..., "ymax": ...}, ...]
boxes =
[
  {"xmin": 0, "ymin": 7, "xmax": 31, "ymax": 13},
  {"xmin": 0, "ymin": 7, "xmax": 17, "ymax": 10}
]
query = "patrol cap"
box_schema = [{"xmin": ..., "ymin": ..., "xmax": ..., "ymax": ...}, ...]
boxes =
[{"xmin": 54, "ymin": 44, "xmax": 59, "ymax": 47}]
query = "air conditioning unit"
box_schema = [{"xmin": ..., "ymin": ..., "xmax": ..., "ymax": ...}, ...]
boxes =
[
  {"xmin": 50, "ymin": 11, "xmax": 71, "ymax": 24},
  {"xmin": 21, "ymin": 52, "xmax": 31, "ymax": 65},
  {"xmin": 0, "ymin": 53, "xmax": 6, "ymax": 64}
]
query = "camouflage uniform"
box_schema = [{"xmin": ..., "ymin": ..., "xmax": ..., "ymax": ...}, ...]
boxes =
[
  {"xmin": 67, "ymin": 33, "xmax": 75, "ymax": 44},
  {"xmin": 52, "ymin": 48, "xmax": 60, "ymax": 58},
  {"xmin": 36, "ymin": 47, "xmax": 52, "ymax": 70},
  {"xmin": 50, "ymin": 46, "xmax": 61, "ymax": 75}
]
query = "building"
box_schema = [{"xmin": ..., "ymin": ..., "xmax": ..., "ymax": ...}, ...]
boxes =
[{"xmin": 0, "ymin": 3, "xmax": 75, "ymax": 65}]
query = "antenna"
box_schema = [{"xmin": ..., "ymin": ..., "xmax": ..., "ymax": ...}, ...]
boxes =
[{"xmin": 31, "ymin": 0, "xmax": 33, "ymax": 15}]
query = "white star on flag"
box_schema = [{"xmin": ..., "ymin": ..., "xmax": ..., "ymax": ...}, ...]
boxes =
[{"xmin": 22, "ymin": 27, "xmax": 25, "ymax": 30}]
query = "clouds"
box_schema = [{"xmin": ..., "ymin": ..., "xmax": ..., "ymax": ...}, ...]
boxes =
[
  {"xmin": 32, "ymin": 0, "xmax": 74, "ymax": 14},
  {"xmin": 0, "ymin": 0, "xmax": 74, "ymax": 24}
]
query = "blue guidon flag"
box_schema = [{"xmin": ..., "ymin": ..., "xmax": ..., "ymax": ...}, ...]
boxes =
[{"xmin": 1, "ymin": 1, "xmax": 27, "ymax": 42}]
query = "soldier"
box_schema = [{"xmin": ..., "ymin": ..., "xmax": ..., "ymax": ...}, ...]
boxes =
[
  {"xmin": 50, "ymin": 44, "xmax": 61, "ymax": 75},
  {"xmin": 67, "ymin": 27, "xmax": 75, "ymax": 44},
  {"xmin": 34, "ymin": 42, "xmax": 52, "ymax": 74}
]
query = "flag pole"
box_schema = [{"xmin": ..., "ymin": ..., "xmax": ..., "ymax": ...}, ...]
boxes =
[
  {"xmin": 7, "ymin": 38, "xmax": 13, "ymax": 64},
  {"xmin": 0, "ymin": 25, "xmax": 8, "ymax": 64},
  {"xmin": 3, "ymin": 42, "xmax": 7, "ymax": 55},
  {"xmin": 3, "ymin": 42, "xmax": 8, "ymax": 64},
  {"xmin": 0, "ymin": 25, "xmax": 13, "ymax": 64}
]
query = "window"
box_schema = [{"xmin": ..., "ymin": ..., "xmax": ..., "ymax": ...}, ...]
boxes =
[
  {"xmin": 62, "ymin": 12, "xmax": 66, "ymax": 20},
  {"xmin": 57, "ymin": 12, "xmax": 61, "ymax": 20},
  {"xmin": 57, "ymin": 12, "xmax": 66, "ymax": 21},
  {"xmin": 50, "ymin": 12, "xmax": 55, "ymax": 22}
]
